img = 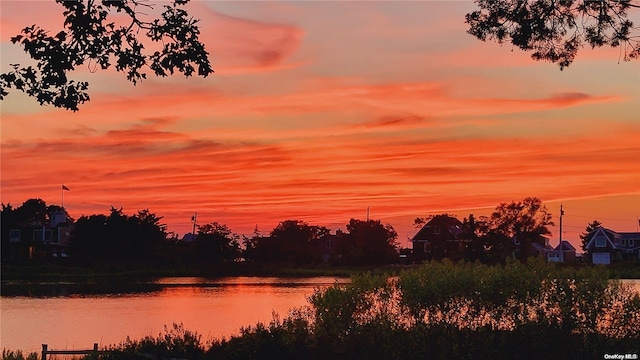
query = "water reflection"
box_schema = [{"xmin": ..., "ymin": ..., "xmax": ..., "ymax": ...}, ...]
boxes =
[
  {"xmin": 1, "ymin": 277, "xmax": 635, "ymax": 354},
  {"xmin": 0, "ymin": 277, "xmax": 347, "ymax": 353},
  {"xmin": 1, "ymin": 277, "xmax": 350, "ymax": 298}
]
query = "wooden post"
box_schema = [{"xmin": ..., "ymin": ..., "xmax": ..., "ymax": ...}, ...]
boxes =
[
  {"xmin": 93, "ymin": 343, "xmax": 99, "ymax": 357},
  {"xmin": 41, "ymin": 344, "xmax": 47, "ymax": 360}
]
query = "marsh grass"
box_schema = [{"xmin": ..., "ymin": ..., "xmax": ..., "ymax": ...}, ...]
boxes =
[{"xmin": 1, "ymin": 350, "xmax": 38, "ymax": 360}]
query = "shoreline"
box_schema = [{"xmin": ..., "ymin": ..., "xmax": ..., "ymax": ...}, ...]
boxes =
[{"xmin": 2, "ymin": 260, "xmax": 639, "ymax": 292}]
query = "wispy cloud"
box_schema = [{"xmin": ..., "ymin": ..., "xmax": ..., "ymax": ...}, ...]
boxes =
[
  {"xmin": 199, "ymin": 6, "xmax": 305, "ymax": 74},
  {"xmin": 2, "ymin": 1, "xmax": 638, "ymax": 244}
]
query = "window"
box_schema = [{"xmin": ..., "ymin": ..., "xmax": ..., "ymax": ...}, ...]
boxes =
[
  {"xmin": 433, "ymin": 226, "xmax": 441, "ymax": 235},
  {"xmin": 629, "ymin": 240, "xmax": 635, "ymax": 247},
  {"xmin": 595, "ymin": 235, "xmax": 607, "ymax": 248},
  {"xmin": 326, "ymin": 239, "xmax": 334, "ymax": 250},
  {"xmin": 9, "ymin": 229, "xmax": 20, "ymax": 243},
  {"xmin": 33, "ymin": 229, "xmax": 53, "ymax": 242},
  {"xmin": 621, "ymin": 239, "xmax": 627, "ymax": 247}
]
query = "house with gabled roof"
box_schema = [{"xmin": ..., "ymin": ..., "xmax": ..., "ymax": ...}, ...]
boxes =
[
  {"xmin": 584, "ymin": 227, "xmax": 640, "ymax": 264},
  {"xmin": 546, "ymin": 240, "xmax": 576, "ymax": 263},
  {"xmin": 411, "ymin": 214, "xmax": 469, "ymax": 262}
]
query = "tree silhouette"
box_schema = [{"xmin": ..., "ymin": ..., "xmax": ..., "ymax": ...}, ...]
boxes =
[
  {"xmin": 252, "ymin": 220, "xmax": 329, "ymax": 264},
  {"xmin": 70, "ymin": 207, "xmax": 167, "ymax": 263},
  {"xmin": 0, "ymin": 0, "xmax": 213, "ymax": 111},
  {"xmin": 484, "ymin": 197, "xmax": 554, "ymax": 260},
  {"xmin": 466, "ymin": 0, "xmax": 640, "ymax": 69},
  {"xmin": 339, "ymin": 219, "xmax": 398, "ymax": 265},
  {"xmin": 194, "ymin": 222, "xmax": 240, "ymax": 263}
]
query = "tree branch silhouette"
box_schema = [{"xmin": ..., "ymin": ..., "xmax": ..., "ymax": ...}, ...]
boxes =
[
  {"xmin": 0, "ymin": 0, "xmax": 213, "ymax": 111},
  {"xmin": 466, "ymin": 0, "xmax": 640, "ymax": 69}
]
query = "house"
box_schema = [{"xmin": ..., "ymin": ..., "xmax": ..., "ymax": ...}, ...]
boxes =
[
  {"xmin": 181, "ymin": 233, "xmax": 197, "ymax": 242},
  {"xmin": 411, "ymin": 215, "xmax": 470, "ymax": 262},
  {"xmin": 584, "ymin": 227, "xmax": 640, "ymax": 264},
  {"xmin": 546, "ymin": 240, "xmax": 576, "ymax": 263},
  {"xmin": 531, "ymin": 240, "xmax": 554, "ymax": 260},
  {"xmin": 312, "ymin": 233, "xmax": 340, "ymax": 263},
  {"xmin": 7, "ymin": 209, "xmax": 73, "ymax": 258}
]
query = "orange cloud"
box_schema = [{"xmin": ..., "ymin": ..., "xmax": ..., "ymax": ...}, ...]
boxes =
[
  {"xmin": 184, "ymin": 4, "xmax": 306, "ymax": 75},
  {"xmin": 2, "ymin": 79, "xmax": 622, "ymax": 145},
  {"xmin": 2, "ymin": 114, "xmax": 638, "ymax": 239},
  {"xmin": 2, "ymin": 1, "xmax": 637, "ymax": 244}
]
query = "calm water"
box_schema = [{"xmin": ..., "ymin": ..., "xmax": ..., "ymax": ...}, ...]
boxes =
[
  {"xmin": 0, "ymin": 277, "xmax": 348, "ymax": 353},
  {"xmin": 2, "ymin": 277, "xmax": 638, "ymax": 354}
]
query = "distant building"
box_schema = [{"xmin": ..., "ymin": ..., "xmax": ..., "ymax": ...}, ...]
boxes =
[
  {"xmin": 312, "ymin": 233, "xmax": 339, "ymax": 263},
  {"xmin": 181, "ymin": 233, "xmax": 197, "ymax": 242},
  {"xmin": 411, "ymin": 215, "xmax": 469, "ymax": 262},
  {"xmin": 546, "ymin": 241, "xmax": 577, "ymax": 263},
  {"xmin": 7, "ymin": 209, "xmax": 73, "ymax": 259},
  {"xmin": 584, "ymin": 227, "xmax": 640, "ymax": 265}
]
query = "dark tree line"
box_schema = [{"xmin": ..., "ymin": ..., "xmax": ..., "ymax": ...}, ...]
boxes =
[
  {"xmin": 71, "ymin": 207, "xmax": 167, "ymax": 263},
  {"xmin": 243, "ymin": 219, "xmax": 398, "ymax": 266},
  {"xmin": 1, "ymin": 198, "xmax": 398, "ymax": 266},
  {"xmin": 1, "ymin": 197, "xmax": 603, "ymax": 266}
]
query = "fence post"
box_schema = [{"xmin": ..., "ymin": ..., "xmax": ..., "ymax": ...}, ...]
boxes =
[
  {"xmin": 93, "ymin": 343, "xmax": 99, "ymax": 357},
  {"xmin": 41, "ymin": 344, "xmax": 47, "ymax": 360}
]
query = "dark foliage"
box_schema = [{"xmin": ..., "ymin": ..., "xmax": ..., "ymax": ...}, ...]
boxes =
[
  {"xmin": 70, "ymin": 207, "xmax": 167, "ymax": 263},
  {"xmin": 192, "ymin": 222, "xmax": 241, "ymax": 263},
  {"xmin": 466, "ymin": 0, "xmax": 640, "ymax": 69},
  {"xmin": 479, "ymin": 197, "xmax": 554, "ymax": 261},
  {"xmin": 251, "ymin": 220, "xmax": 329, "ymax": 264},
  {"xmin": 0, "ymin": 0, "xmax": 213, "ymax": 111},
  {"xmin": 95, "ymin": 261, "xmax": 640, "ymax": 360},
  {"xmin": 338, "ymin": 219, "xmax": 398, "ymax": 266}
]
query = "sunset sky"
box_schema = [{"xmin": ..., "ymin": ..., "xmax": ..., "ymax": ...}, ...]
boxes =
[{"xmin": 1, "ymin": 1, "xmax": 638, "ymax": 250}]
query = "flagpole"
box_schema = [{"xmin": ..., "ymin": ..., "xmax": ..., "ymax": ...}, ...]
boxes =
[{"xmin": 61, "ymin": 184, "xmax": 70, "ymax": 209}]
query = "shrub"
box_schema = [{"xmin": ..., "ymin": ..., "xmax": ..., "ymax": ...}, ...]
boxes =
[{"xmin": 1, "ymin": 350, "xmax": 38, "ymax": 360}]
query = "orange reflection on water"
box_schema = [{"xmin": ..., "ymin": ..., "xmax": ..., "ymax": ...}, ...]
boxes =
[{"xmin": 0, "ymin": 277, "xmax": 346, "ymax": 354}]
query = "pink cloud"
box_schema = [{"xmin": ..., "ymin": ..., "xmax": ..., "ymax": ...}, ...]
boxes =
[{"xmin": 196, "ymin": 6, "xmax": 305, "ymax": 75}]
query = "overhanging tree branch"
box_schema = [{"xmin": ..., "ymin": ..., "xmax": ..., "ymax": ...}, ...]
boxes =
[
  {"xmin": 0, "ymin": 0, "xmax": 213, "ymax": 111},
  {"xmin": 466, "ymin": 0, "xmax": 640, "ymax": 69}
]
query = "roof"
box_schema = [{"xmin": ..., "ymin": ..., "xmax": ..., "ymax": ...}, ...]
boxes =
[
  {"xmin": 532, "ymin": 243, "xmax": 552, "ymax": 253},
  {"xmin": 181, "ymin": 233, "xmax": 196, "ymax": 242},
  {"xmin": 555, "ymin": 241, "xmax": 576, "ymax": 251},
  {"xmin": 619, "ymin": 232, "xmax": 640, "ymax": 240},
  {"xmin": 585, "ymin": 227, "xmax": 640, "ymax": 250},
  {"xmin": 411, "ymin": 215, "xmax": 464, "ymax": 241}
]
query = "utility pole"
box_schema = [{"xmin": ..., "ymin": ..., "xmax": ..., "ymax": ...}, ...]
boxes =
[
  {"xmin": 191, "ymin": 212, "xmax": 197, "ymax": 240},
  {"xmin": 559, "ymin": 204, "xmax": 564, "ymax": 248}
]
